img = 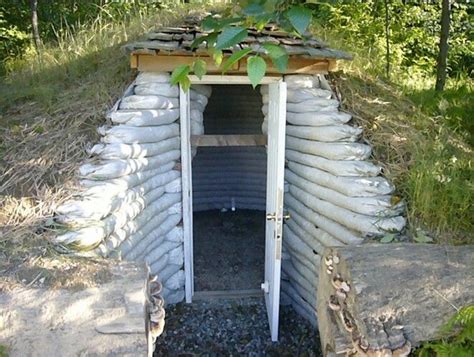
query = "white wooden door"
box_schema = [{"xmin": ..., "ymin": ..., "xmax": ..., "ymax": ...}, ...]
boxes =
[{"xmin": 262, "ymin": 80, "xmax": 287, "ymax": 341}]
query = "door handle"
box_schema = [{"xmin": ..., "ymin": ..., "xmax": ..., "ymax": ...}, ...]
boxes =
[{"xmin": 266, "ymin": 213, "xmax": 291, "ymax": 221}]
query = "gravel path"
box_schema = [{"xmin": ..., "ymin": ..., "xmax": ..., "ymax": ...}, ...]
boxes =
[{"xmin": 154, "ymin": 298, "xmax": 321, "ymax": 356}]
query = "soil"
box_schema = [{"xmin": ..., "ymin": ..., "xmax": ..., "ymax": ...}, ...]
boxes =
[
  {"xmin": 193, "ymin": 209, "xmax": 265, "ymax": 291},
  {"xmin": 154, "ymin": 297, "xmax": 321, "ymax": 356}
]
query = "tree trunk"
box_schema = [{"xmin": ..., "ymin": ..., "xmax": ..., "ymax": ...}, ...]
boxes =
[
  {"xmin": 317, "ymin": 243, "xmax": 474, "ymax": 356},
  {"xmin": 30, "ymin": 0, "xmax": 41, "ymax": 51},
  {"xmin": 435, "ymin": 0, "xmax": 451, "ymax": 91},
  {"xmin": 383, "ymin": 0, "xmax": 390, "ymax": 79}
]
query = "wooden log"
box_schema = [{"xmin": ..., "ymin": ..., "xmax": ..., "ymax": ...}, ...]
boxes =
[
  {"xmin": 317, "ymin": 243, "xmax": 474, "ymax": 356},
  {"xmin": 191, "ymin": 134, "xmax": 267, "ymax": 147}
]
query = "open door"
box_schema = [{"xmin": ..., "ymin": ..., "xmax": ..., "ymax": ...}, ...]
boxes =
[{"xmin": 262, "ymin": 80, "xmax": 287, "ymax": 341}]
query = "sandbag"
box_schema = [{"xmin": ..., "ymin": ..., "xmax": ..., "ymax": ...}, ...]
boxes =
[
  {"xmin": 158, "ymin": 264, "xmax": 182, "ymax": 282},
  {"xmin": 134, "ymin": 83, "xmax": 179, "ymax": 97},
  {"xmin": 127, "ymin": 213, "xmax": 182, "ymax": 260},
  {"xmin": 190, "ymin": 109, "xmax": 204, "ymax": 124},
  {"xmin": 79, "ymin": 150, "xmax": 180, "ymax": 180},
  {"xmin": 288, "ymin": 161, "xmax": 393, "ymax": 197},
  {"xmin": 190, "ymin": 119, "xmax": 204, "ymax": 135},
  {"xmin": 109, "ymin": 109, "xmax": 179, "ymax": 126},
  {"xmin": 190, "ymin": 100, "xmax": 205, "ymax": 113},
  {"xmin": 190, "ymin": 90, "xmax": 208, "ymax": 107},
  {"xmin": 283, "ymin": 224, "xmax": 318, "ymax": 265},
  {"xmin": 286, "ymin": 99, "xmax": 339, "ymax": 113},
  {"xmin": 282, "ymin": 259, "xmax": 316, "ymax": 293},
  {"xmin": 162, "ymin": 288, "xmax": 184, "ymax": 305},
  {"xmin": 145, "ymin": 241, "xmax": 180, "ymax": 265},
  {"xmin": 287, "ymin": 88, "xmax": 332, "ymax": 102},
  {"xmin": 81, "ymin": 169, "xmax": 179, "ymax": 198},
  {"xmin": 54, "ymin": 225, "xmax": 106, "ymax": 251},
  {"xmin": 286, "ymin": 124, "xmax": 362, "ymax": 142},
  {"xmin": 286, "ymin": 111, "xmax": 352, "ymax": 126},
  {"xmin": 285, "ymin": 149, "xmax": 381, "ymax": 177},
  {"xmin": 165, "ymin": 178, "xmax": 182, "ymax": 193},
  {"xmin": 167, "ymin": 202, "xmax": 182, "ymax": 215},
  {"xmin": 281, "ymin": 280, "xmax": 317, "ymax": 327},
  {"xmin": 150, "ymin": 254, "xmax": 169, "ymax": 275},
  {"xmin": 165, "ymin": 226, "xmax": 183, "ymax": 243},
  {"xmin": 89, "ymin": 137, "xmax": 180, "ymax": 159},
  {"xmin": 135, "ymin": 72, "xmax": 170, "ymax": 84},
  {"xmin": 191, "ymin": 84, "xmax": 212, "ymax": 97},
  {"xmin": 286, "ymin": 136, "xmax": 372, "ymax": 161},
  {"xmin": 163, "ymin": 270, "xmax": 185, "ymax": 291},
  {"xmin": 285, "ymin": 169, "xmax": 405, "ymax": 216},
  {"xmin": 119, "ymin": 95, "xmax": 178, "ymax": 110},
  {"xmin": 285, "ymin": 194, "xmax": 363, "ymax": 245},
  {"xmin": 284, "ymin": 75, "xmax": 319, "ymax": 89},
  {"xmin": 98, "ymin": 123, "xmax": 179, "ymax": 144},
  {"xmin": 290, "ymin": 185, "xmax": 406, "ymax": 236}
]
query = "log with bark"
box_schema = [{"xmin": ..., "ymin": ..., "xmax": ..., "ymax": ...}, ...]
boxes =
[{"xmin": 317, "ymin": 243, "xmax": 474, "ymax": 356}]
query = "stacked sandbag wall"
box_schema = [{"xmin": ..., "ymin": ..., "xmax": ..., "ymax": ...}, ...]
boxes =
[
  {"xmin": 53, "ymin": 72, "xmax": 211, "ymax": 304},
  {"xmin": 192, "ymin": 85, "xmax": 267, "ymax": 211},
  {"xmin": 262, "ymin": 75, "xmax": 406, "ymax": 326}
]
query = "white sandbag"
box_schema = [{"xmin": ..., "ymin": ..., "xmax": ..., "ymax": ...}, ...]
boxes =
[
  {"xmin": 286, "ymin": 98, "xmax": 339, "ymax": 113},
  {"xmin": 282, "ymin": 259, "xmax": 316, "ymax": 293},
  {"xmin": 286, "ymin": 111, "xmax": 352, "ymax": 126},
  {"xmin": 127, "ymin": 213, "xmax": 182, "ymax": 260},
  {"xmin": 281, "ymin": 268, "xmax": 316, "ymax": 309},
  {"xmin": 288, "ymin": 161, "xmax": 393, "ymax": 197},
  {"xmin": 163, "ymin": 270, "xmax": 185, "ymax": 291},
  {"xmin": 283, "ymin": 224, "xmax": 317, "ymax": 264},
  {"xmin": 109, "ymin": 109, "xmax": 179, "ymax": 126},
  {"xmin": 284, "ymin": 75, "xmax": 319, "ymax": 89},
  {"xmin": 165, "ymin": 227, "xmax": 184, "ymax": 244},
  {"xmin": 99, "ymin": 123, "xmax": 179, "ymax": 144},
  {"xmin": 54, "ymin": 226, "xmax": 105, "ymax": 250},
  {"xmin": 288, "ymin": 208, "xmax": 343, "ymax": 249},
  {"xmin": 286, "ymin": 136, "xmax": 372, "ymax": 161},
  {"xmin": 191, "ymin": 84, "xmax": 212, "ymax": 97},
  {"xmin": 190, "ymin": 109, "xmax": 204, "ymax": 124},
  {"xmin": 79, "ymin": 150, "xmax": 180, "ymax": 180},
  {"xmin": 190, "ymin": 100, "xmax": 205, "ymax": 112},
  {"xmin": 165, "ymin": 178, "xmax": 182, "ymax": 193},
  {"xmin": 167, "ymin": 202, "xmax": 182, "ymax": 215},
  {"xmin": 119, "ymin": 95, "xmax": 178, "ymax": 110},
  {"xmin": 135, "ymin": 72, "xmax": 170, "ymax": 85},
  {"xmin": 283, "ymin": 240, "xmax": 317, "ymax": 273},
  {"xmin": 287, "ymin": 88, "xmax": 332, "ymax": 102},
  {"xmin": 89, "ymin": 137, "xmax": 180, "ymax": 159},
  {"xmin": 144, "ymin": 241, "xmax": 180, "ymax": 265},
  {"xmin": 285, "ymin": 194, "xmax": 363, "ymax": 245},
  {"xmin": 134, "ymin": 83, "xmax": 179, "ymax": 97},
  {"xmin": 286, "ymin": 217, "xmax": 324, "ymax": 254},
  {"xmin": 190, "ymin": 120, "xmax": 204, "ymax": 135},
  {"xmin": 190, "ymin": 90, "xmax": 208, "ymax": 107},
  {"xmin": 289, "ymin": 254, "xmax": 319, "ymax": 287},
  {"xmin": 150, "ymin": 254, "xmax": 169, "ymax": 275},
  {"xmin": 162, "ymin": 288, "xmax": 184, "ymax": 305},
  {"xmin": 261, "ymin": 120, "xmax": 268, "ymax": 135},
  {"xmin": 286, "ymin": 170, "xmax": 405, "ymax": 216},
  {"xmin": 280, "ymin": 290, "xmax": 292, "ymax": 306},
  {"xmin": 286, "ymin": 124, "xmax": 362, "ymax": 142},
  {"xmin": 285, "ymin": 149, "xmax": 381, "ymax": 177},
  {"xmin": 281, "ymin": 281, "xmax": 317, "ymax": 327},
  {"xmin": 158, "ymin": 264, "xmax": 182, "ymax": 282},
  {"xmin": 81, "ymin": 169, "xmax": 179, "ymax": 198},
  {"xmin": 290, "ymin": 185, "xmax": 406, "ymax": 236}
]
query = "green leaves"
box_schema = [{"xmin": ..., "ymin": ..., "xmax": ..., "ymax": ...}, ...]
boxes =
[
  {"xmin": 380, "ymin": 233, "xmax": 396, "ymax": 243},
  {"xmin": 170, "ymin": 64, "xmax": 191, "ymax": 91},
  {"xmin": 193, "ymin": 59, "xmax": 207, "ymax": 79},
  {"xmin": 247, "ymin": 56, "xmax": 266, "ymax": 89},
  {"xmin": 215, "ymin": 26, "xmax": 248, "ymax": 50},
  {"xmin": 221, "ymin": 48, "xmax": 252, "ymax": 73},
  {"xmin": 262, "ymin": 43, "xmax": 288, "ymax": 72},
  {"xmin": 414, "ymin": 232, "xmax": 434, "ymax": 243},
  {"xmin": 286, "ymin": 5, "xmax": 312, "ymax": 35}
]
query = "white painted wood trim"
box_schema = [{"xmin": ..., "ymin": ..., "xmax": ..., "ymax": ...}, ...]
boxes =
[
  {"xmin": 189, "ymin": 75, "xmax": 282, "ymax": 85},
  {"xmin": 179, "ymin": 86, "xmax": 194, "ymax": 303}
]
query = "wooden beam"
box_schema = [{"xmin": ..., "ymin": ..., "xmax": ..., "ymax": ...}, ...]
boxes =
[
  {"xmin": 189, "ymin": 75, "xmax": 281, "ymax": 85},
  {"xmin": 191, "ymin": 134, "xmax": 267, "ymax": 147},
  {"xmin": 134, "ymin": 54, "xmax": 330, "ymax": 74}
]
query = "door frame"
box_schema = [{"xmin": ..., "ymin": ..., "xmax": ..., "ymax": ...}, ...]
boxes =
[{"xmin": 179, "ymin": 75, "xmax": 283, "ymax": 303}]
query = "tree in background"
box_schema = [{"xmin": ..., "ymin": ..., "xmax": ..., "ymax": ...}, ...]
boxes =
[
  {"xmin": 30, "ymin": 0, "xmax": 41, "ymax": 51},
  {"xmin": 435, "ymin": 0, "xmax": 451, "ymax": 91}
]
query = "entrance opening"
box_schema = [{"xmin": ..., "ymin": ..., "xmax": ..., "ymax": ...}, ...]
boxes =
[{"xmin": 191, "ymin": 85, "xmax": 267, "ymax": 292}]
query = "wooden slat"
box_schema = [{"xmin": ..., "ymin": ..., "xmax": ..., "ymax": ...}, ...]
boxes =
[
  {"xmin": 193, "ymin": 289, "xmax": 263, "ymax": 300},
  {"xmin": 134, "ymin": 54, "xmax": 331, "ymax": 74},
  {"xmin": 189, "ymin": 75, "xmax": 281, "ymax": 85},
  {"xmin": 191, "ymin": 135, "xmax": 267, "ymax": 147}
]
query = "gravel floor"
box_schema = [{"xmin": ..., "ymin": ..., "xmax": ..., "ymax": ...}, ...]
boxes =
[
  {"xmin": 154, "ymin": 298, "xmax": 321, "ymax": 356},
  {"xmin": 193, "ymin": 210, "xmax": 265, "ymax": 291}
]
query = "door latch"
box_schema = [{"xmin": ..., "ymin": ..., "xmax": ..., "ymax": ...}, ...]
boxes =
[
  {"xmin": 266, "ymin": 213, "xmax": 291, "ymax": 221},
  {"xmin": 261, "ymin": 281, "xmax": 269, "ymax": 293}
]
